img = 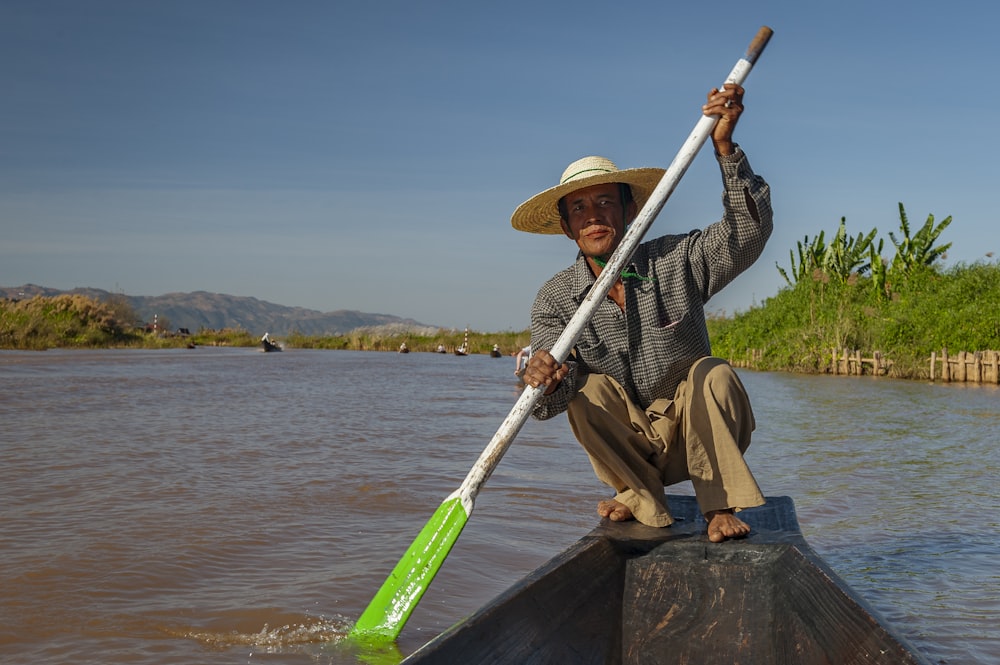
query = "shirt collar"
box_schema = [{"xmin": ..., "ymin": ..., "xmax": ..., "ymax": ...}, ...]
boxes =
[{"xmin": 569, "ymin": 244, "xmax": 654, "ymax": 303}]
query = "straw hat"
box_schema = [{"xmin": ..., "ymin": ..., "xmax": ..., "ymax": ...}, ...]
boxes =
[{"xmin": 511, "ymin": 156, "xmax": 665, "ymax": 234}]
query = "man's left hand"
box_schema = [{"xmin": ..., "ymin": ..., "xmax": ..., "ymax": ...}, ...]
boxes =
[{"xmin": 703, "ymin": 84, "xmax": 744, "ymax": 156}]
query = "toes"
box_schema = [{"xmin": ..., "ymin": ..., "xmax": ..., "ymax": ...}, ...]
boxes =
[
  {"xmin": 597, "ymin": 501, "xmax": 613, "ymax": 518},
  {"xmin": 597, "ymin": 500, "xmax": 633, "ymax": 522},
  {"xmin": 706, "ymin": 510, "xmax": 750, "ymax": 542}
]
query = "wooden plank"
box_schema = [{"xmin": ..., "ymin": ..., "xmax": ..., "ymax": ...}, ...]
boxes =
[{"xmin": 622, "ymin": 544, "xmax": 781, "ymax": 663}]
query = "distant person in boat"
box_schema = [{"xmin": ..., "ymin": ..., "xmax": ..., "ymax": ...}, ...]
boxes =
[{"xmin": 512, "ymin": 85, "xmax": 771, "ymax": 543}]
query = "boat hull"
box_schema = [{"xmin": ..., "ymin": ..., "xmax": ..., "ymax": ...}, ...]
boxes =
[{"xmin": 402, "ymin": 495, "xmax": 929, "ymax": 665}]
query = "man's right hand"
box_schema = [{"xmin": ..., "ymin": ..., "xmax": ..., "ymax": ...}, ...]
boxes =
[{"xmin": 523, "ymin": 349, "xmax": 569, "ymax": 394}]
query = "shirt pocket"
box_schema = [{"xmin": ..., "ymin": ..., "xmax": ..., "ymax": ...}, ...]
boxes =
[{"xmin": 650, "ymin": 311, "xmax": 696, "ymax": 348}]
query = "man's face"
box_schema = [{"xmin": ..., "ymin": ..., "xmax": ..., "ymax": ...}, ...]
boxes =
[{"xmin": 559, "ymin": 182, "xmax": 635, "ymax": 259}]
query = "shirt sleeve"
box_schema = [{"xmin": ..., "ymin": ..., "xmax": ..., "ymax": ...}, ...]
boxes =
[
  {"xmin": 527, "ymin": 283, "xmax": 580, "ymax": 420},
  {"xmin": 690, "ymin": 146, "xmax": 773, "ymax": 301}
]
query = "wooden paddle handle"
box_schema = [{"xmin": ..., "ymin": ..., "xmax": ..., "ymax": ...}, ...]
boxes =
[{"xmin": 746, "ymin": 26, "xmax": 773, "ymax": 65}]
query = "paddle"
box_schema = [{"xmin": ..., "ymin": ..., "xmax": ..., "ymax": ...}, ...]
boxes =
[{"xmin": 349, "ymin": 25, "xmax": 773, "ymax": 644}]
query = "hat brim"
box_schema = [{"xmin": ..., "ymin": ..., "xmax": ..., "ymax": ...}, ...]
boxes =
[{"xmin": 511, "ymin": 167, "xmax": 666, "ymax": 234}]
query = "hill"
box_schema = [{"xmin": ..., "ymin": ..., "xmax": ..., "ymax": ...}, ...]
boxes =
[{"xmin": 0, "ymin": 284, "xmax": 438, "ymax": 337}]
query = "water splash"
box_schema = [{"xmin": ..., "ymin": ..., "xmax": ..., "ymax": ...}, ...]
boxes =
[{"xmin": 171, "ymin": 614, "xmax": 404, "ymax": 663}]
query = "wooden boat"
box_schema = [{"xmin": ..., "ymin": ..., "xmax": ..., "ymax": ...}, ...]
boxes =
[
  {"xmin": 260, "ymin": 333, "xmax": 282, "ymax": 353},
  {"xmin": 454, "ymin": 328, "xmax": 470, "ymax": 356},
  {"xmin": 490, "ymin": 346, "xmax": 502, "ymax": 358},
  {"xmin": 402, "ymin": 495, "xmax": 930, "ymax": 664}
]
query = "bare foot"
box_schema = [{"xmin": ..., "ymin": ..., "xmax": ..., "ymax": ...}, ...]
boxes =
[
  {"xmin": 597, "ymin": 499, "xmax": 634, "ymax": 522},
  {"xmin": 705, "ymin": 509, "xmax": 751, "ymax": 542}
]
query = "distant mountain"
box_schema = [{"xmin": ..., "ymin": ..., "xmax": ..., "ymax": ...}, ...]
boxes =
[{"xmin": 0, "ymin": 284, "xmax": 439, "ymax": 337}]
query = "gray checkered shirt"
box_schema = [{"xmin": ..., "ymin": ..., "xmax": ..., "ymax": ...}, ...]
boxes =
[{"xmin": 529, "ymin": 147, "xmax": 772, "ymax": 420}]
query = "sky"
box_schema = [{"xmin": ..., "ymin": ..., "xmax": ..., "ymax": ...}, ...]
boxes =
[{"xmin": 1, "ymin": 1, "xmax": 996, "ymax": 332}]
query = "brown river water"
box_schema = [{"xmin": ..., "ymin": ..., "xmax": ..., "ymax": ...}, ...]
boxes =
[{"xmin": 1, "ymin": 348, "xmax": 997, "ymax": 664}]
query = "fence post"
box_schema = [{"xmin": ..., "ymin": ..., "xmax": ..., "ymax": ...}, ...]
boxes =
[
  {"xmin": 942, "ymin": 348, "xmax": 951, "ymax": 382},
  {"xmin": 930, "ymin": 351, "xmax": 937, "ymax": 381}
]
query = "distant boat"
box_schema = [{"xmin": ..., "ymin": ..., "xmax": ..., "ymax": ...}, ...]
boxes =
[
  {"xmin": 454, "ymin": 328, "xmax": 470, "ymax": 356},
  {"xmin": 399, "ymin": 343, "xmax": 410, "ymax": 354},
  {"xmin": 436, "ymin": 345, "xmax": 447, "ymax": 354},
  {"xmin": 260, "ymin": 332, "xmax": 282, "ymax": 353},
  {"xmin": 490, "ymin": 345, "xmax": 502, "ymax": 358}
]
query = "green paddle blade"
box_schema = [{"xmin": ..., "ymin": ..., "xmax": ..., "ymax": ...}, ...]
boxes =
[{"xmin": 349, "ymin": 492, "xmax": 470, "ymax": 643}]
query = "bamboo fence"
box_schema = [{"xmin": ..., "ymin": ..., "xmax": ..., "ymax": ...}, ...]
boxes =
[
  {"xmin": 730, "ymin": 348, "xmax": 894, "ymax": 376},
  {"xmin": 829, "ymin": 348, "xmax": 892, "ymax": 376},
  {"xmin": 730, "ymin": 347, "xmax": 1000, "ymax": 384},
  {"xmin": 929, "ymin": 349, "xmax": 1000, "ymax": 384}
]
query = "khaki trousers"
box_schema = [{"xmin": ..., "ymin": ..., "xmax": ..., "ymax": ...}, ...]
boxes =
[{"xmin": 566, "ymin": 357, "xmax": 764, "ymax": 527}]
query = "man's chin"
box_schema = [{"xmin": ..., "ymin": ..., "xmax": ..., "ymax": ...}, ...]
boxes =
[{"xmin": 584, "ymin": 245, "xmax": 617, "ymax": 259}]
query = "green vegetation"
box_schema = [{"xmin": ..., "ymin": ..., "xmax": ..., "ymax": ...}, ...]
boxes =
[
  {"xmin": 0, "ymin": 294, "xmax": 529, "ymax": 355},
  {"xmin": 4, "ymin": 203, "xmax": 995, "ymax": 380},
  {"xmin": 710, "ymin": 203, "xmax": 995, "ymax": 378},
  {"xmin": 285, "ymin": 329, "xmax": 529, "ymax": 355},
  {"xmin": 0, "ymin": 294, "xmax": 143, "ymax": 350}
]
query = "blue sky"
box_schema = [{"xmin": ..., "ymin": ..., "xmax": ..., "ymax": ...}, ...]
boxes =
[{"xmin": 1, "ymin": 1, "xmax": 994, "ymax": 332}]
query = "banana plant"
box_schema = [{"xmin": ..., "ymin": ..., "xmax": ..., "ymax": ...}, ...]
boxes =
[
  {"xmin": 888, "ymin": 202, "xmax": 952, "ymax": 276},
  {"xmin": 823, "ymin": 217, "xmax": 878, "ymax": 283},
  {"xmin": 777, "ymin": 218, "xmax": 877, "ymax": 286},
  {"xmin": 868, "ymin": 236, "xmax": 888, "ymax": 297},
  {"xmin": 777, "ymin": 231, "xmax": 827, "ymax": 286}
]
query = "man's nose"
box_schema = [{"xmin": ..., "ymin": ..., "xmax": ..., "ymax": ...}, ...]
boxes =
[{"xmin": 582, "ymin": 203, "xmax": 602, "ymax": 223}]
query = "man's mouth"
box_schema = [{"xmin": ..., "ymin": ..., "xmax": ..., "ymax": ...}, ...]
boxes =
[{"xmin": 583, "ymin": 226, "xmax": 613, "ymax": 239}]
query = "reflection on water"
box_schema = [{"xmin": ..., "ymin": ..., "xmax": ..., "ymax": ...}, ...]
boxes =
[{"xmin": 1, "ymin": 349, "xmax": 997, "ymax": 664}]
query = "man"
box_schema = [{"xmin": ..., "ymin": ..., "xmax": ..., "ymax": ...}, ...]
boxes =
[{"xmin": 512, "ymin": 84, "xmax": 772, "ymax": 543}]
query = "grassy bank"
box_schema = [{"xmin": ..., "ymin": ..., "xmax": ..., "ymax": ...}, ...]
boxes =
[
  {"xmin": 285, "ymin": 329, "xmax": 529, "ymax": 355},
  {"xmin": 0, "ymin": 294, "xmax": 530, "ymax": 355},
  {"xmin": 0, "ymin": 294, "xmax": 143, "ymax": 350},
  {"xmin": 708, "ymin": 260, "xmax": 1000, "ymax": 379},
  {"xmin": 706, "ymin": 203, "xmax": 1000, "ymax": 379}
]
